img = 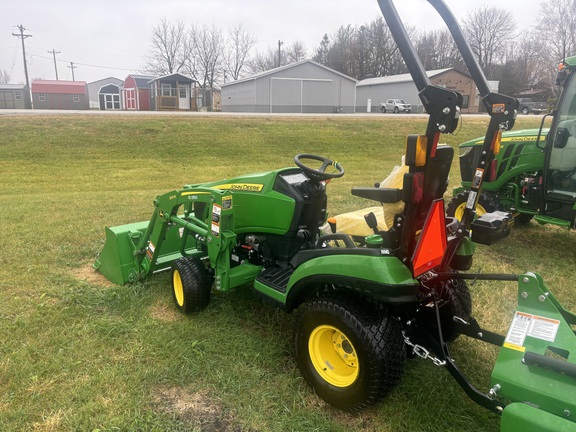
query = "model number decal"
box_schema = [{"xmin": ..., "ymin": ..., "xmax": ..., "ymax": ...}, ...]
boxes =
[{"xmin": 222, "ymin": 195, "xmax": 233, "ymax": 210}]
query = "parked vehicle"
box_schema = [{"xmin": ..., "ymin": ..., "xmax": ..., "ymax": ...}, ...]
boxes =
[
  {"xmin": 517, "ymin": 97, "xmax": 547, "ymax": 115},
  {"xmin": 448, "ymin": 59, "xmax": 576, "ymax": 230},
  {"xmin": 380, "ymin": 98, "xmax": 412, "ymax": 113}
]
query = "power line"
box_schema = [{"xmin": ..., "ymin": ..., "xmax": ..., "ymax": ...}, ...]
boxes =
[
  {"xmin": 47, "ymin": 49, "xmax": 60, "ymax": 80},
  {"xmin": 277, "ymin": 40, "xmax": 284, "ymax": 68},
  {"xmin": 12, "ymin": 24, "xmax": 32, "ymax": 88},
  {"xmin": 24, "ymin": 25, "xmax": 148, "ymax": 40},
  {"xmin": 67, "ymin": 62, "xmax": 77, "ymax": 81},
  {"xmin": 30, "ymin": 54, "xmax": 138, "ymax": 72}
]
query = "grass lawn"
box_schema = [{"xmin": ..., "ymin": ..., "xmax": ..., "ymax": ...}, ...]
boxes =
[{"xmin": 0, "ymin": 113, "xmax": 573, "ymax": 431}]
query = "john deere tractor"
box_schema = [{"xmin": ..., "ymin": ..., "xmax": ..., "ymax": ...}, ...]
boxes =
[
  {"xmin": 448, "ymin": 58, "xmax": 576, "ymax": 230},
  {"xmin": 94, "ymin": 1, "xmax": 576, "ymax": 430}
]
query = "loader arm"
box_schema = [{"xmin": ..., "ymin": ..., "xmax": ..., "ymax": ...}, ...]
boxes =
[{"xmin": 94, "ymin": 187, "xmax": 238, "ymax": 286}]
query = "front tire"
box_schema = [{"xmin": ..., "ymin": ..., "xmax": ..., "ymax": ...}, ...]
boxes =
[
  {"xmin": 171, "ymin": 257, "xmax": 212, "ymax": 314},
  {"xmin": 294, "ymin": 294, "xmax": 405, "ymax": 411},
  {"xmin": 393, "ymin": 106, "xmax": 399, "ymax": 113},
  {"xmin": 446, "ymin": 191, "xmax": 500, "ymax": 220}
]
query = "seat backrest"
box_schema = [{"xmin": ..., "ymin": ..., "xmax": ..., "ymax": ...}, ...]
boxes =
[{"xmin": 398, "ymin": 144, "xmax": 454, "ymax": 261}]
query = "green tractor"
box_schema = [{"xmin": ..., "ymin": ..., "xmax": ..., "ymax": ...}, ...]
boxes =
[
  {"xmin": 448, "ymin": 57, "xmax": 576, "ymax": 229},
  {"xmin": 94, "ymin": 0, "xmax": 576, "ymax": 430}
]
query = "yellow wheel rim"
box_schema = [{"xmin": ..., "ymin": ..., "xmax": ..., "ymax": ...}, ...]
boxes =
[
  {"xmin": 309, "ymin": 325, "xmax": 359, "ymax": 387},
  {"xmin": 173, "ymin": 270, "xmax": 184, "ymax": 307},
  {"xmin": 454, "ymin": 201, "xmax": 487, "ymax": 221}
]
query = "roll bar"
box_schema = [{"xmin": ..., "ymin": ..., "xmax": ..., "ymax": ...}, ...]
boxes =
[{"xmin": 376, "ymin": 0, "xmax": 520, "ymax": 272}]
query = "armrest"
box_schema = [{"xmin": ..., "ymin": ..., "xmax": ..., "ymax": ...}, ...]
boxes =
[{"xmin": 351, "ymin": 187, "xmax": 402, "ymax": 203}]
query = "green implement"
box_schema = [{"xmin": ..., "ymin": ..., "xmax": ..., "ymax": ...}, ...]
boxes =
[{"xmin": 93, "ymin": 1, "xmax": 576, "ymax": 430}]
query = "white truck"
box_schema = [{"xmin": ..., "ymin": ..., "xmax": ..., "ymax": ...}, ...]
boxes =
[{"xmin": 380, "ymin": 98, "xmax": 412, "ymax": 113}]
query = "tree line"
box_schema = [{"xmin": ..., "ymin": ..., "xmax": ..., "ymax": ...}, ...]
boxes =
[{"xmin": 144, "ymin": 0, "xmax": 576, "ymax": 99}]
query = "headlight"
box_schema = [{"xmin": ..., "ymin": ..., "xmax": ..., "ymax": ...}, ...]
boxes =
[{"xmin": 459, "ymin": 146, "xmax": 475, "ymax": 157}]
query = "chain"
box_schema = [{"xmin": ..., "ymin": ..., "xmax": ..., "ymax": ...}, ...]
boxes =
[
  {"xmin": 418, "ymin": 270, "xmax": 437, "ymax": 283},
  {"xmin": 403, "ymin": 333, "xmax": 446, "ymax": 367}
]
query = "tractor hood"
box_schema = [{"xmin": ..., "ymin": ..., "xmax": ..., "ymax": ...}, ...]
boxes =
[{"xmin": 460, "ymin": 128, "xmax": 549, "ymax": 148}]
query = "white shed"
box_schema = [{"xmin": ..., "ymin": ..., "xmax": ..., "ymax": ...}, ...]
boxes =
[
  {"xmin": 87, "ymin": 77, "xmax": 124, "ymax": 110},
  {"xmin": 222, "ymin": 60, "xmax": 357, "ymax": 114}
]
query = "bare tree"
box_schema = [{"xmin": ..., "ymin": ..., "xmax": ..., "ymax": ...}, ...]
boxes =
[
  {"xmin": 285, "ymin": 41, "xmax": 308, "ymax": 63},
  {"xmin": 416, "ymin": 29, "xmax": 462, "ymax": 71},
  {"xmin": 224, "ymin": 23, "xmax": 256, "ymax": 82},
  {"xmin": 316, "ymin": 18, "xmax": 406, "ymax": 80},
  {"xmin": 247, "ymin": 49, "xmax": 279, "ymax": 74},
  {"xmin": 364, "ymin": 17, "xmax": 406, "ymax": 78},
  {"xmin": 246, "ymin": 40, "xmax": 308, "ymax": 75},
  {"xmin": 462, "ymin": 6, "xmax": 517, "ymax": 78},
  {"xmin": 191, "ymin": 24, "xmax": 224, "ymax": 88},
  {"xmin": 326, "ymin": 24, "xmax": 357, "ymax": 78},
  {"xmin": 0, "ymin": 70, "xmax": 10, "ymax": 84},
  {"xmin": 537, "ymin": 0, "xmax": 576, "ymax": 63},
  {"xmin": 144, "ymin": 18, "xmax": 191, "ymax": 75},
  {"xmin": 513, "ymin": 37, "xmax": 550, "ymax": 89}
]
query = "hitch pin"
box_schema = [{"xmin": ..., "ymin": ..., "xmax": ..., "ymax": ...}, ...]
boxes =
[{"xmin": 488, "ymin": 384, "xmax": 501, "ymax": 400}]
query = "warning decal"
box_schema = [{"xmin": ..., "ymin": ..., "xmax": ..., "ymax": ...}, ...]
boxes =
[
  {"xmin": 211, "ymin": 204, "xmax": 221, "ymax": 237},
  {"xmin": 528, "ymin": 315, "xmax": 560, "ymax": 342},
  {"xmin": 146, "ymin": 241, "xmax": 156, "ymax": 260},
  {"xmin": 471, "ymin": 168, "xmax": 484, "ymax": 189},
  {"xmin": 504, "ymin": 311, "xmax": 531, "ymax": 349},
  {"xmin": 492, "ymin": 103, "xmax": 505, "ymax": 114},
  {"xmin": 466, "ymin": 190, "xmax": 477, "ymax": 209},
  {"xmin": 504, "ymin": 311, "xmax": 560, "ymax": 351}
]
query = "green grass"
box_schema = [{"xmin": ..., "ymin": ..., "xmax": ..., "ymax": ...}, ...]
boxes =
[{"xmin": 0, "ymin": 114, "xmax": 573, "ymax": 431}]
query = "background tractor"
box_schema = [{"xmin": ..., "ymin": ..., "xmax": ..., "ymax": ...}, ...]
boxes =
[
  {"xmin": 93, "ymin": 1, "xmax": 576, "ymax": 430},
  {"xmin": 448, "ymin": 58, "xmax": 576, "ymax": 230}
]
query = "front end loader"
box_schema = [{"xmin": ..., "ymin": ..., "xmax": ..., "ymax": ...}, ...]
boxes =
[{"xmin": 94, "ymin": 0, "xmax": 576, "ymax": 429}]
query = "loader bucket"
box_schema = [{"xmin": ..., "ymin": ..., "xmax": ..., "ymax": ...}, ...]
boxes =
[
  {"xmin": 94, "ymin": 220, "xmax": 196, "ymax": 285},
  {"xmin": 93, "ymin": 221, "xmax": 149, "ymax": 285}
]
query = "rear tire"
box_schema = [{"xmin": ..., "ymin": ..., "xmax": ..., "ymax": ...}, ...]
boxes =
[
  {"xmin": 418, "ymin": 278, "xmax": 472, "ymax": 342},
  {"xmin": 514, "ymin": 213, "xmax": 534, "ymax": 226},
  {"xmin": 171, "ymin": 257, "xmax": 212, "ymax": 314},
  {"xmin": 294, "ymin": 294, "xmax": 405, "ymax": 411},
  {"xmin": 439, "ymin": 278, "xmax": 472, "ymax": 341}
]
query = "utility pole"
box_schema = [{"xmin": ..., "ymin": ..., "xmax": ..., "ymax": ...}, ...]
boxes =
[
  {"xmin": 48, "ymin": 49, "xmax": 61, "ymax": 80},
  {"xmin": 12, "ymin": 25, "xmax": 32, "ymax": 89},
  {"xmin": 277, "ymin": 40, "xmax": 283, "ymax": 68},
  {"xmin": 68, "ymin": 62, "xmax": 77, "ymax": 81}
]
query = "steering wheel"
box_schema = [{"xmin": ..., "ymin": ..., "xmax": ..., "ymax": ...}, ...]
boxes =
[{"xmin": 294, "ymin": 154, "xmax": 345, "ymax": 182}]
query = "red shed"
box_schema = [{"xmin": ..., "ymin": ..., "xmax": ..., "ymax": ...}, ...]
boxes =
[
  {"xmin": 31, "ymin": 80, "xmax": 89, "ymax": 110},
  {"xmin": 122, "ymin": 74, "xmax": 154, "ymax": 111}
]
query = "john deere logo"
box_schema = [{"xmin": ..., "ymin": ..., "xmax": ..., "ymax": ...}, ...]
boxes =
[{"xmin": 214, "ymin": 183, "xmax": 264, "ymax": 192}]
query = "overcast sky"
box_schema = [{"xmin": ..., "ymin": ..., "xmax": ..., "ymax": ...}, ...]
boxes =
[{"xmin": 2, "ymin": 0, "xmax": 545, "ymax": 84}]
